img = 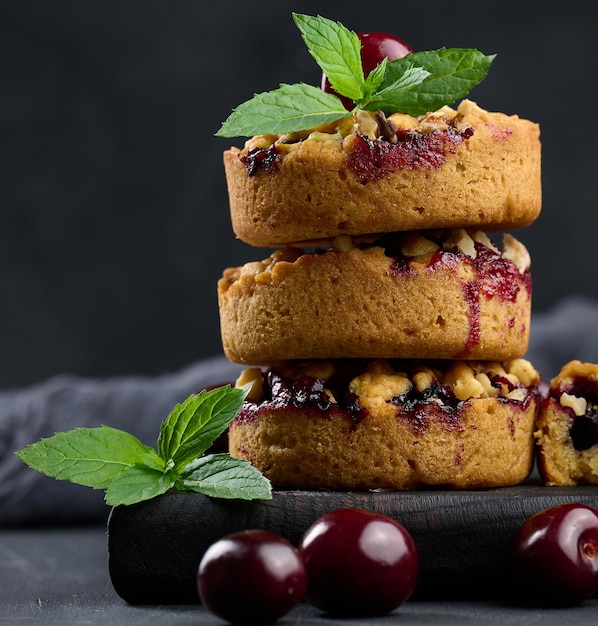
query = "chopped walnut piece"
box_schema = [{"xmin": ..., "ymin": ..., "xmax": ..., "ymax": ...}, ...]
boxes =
[
  {"xmin": 444, "ymin": 228, "xmax": 476, "ymax": 258},
  {"xmin": 505, "ymin": 359, "xmax": 539, "ymax": 387},
  {"xmin": 444, "ymin": 362, "xmax": 485, "ymax": 400},
  {"xmin": 475, "ymin": 372, "xmax": 498, "ymax": 398},
  {"xmin": 306, "ymin": 130, "xmax": 343, "ymax": 142},
  {"xmin": 560, "ymin": 392, "xmax": 588, "ymax": 417},
  {"xmin": 401, "ymin": 233, "xmax": 439, "ymax": 257},
  {"xmin": 353, "ymin": 110, "xmax": 379, "ymax": 139},
  {"xmin": 472, "ymin": 231, "xmax": 499, "ymax": 252},
  {"xmin": 332, "ymin": 235, "xmax": 354, "ymax": 252},
  {"xmin": 412, "ymin": 368, "xmax": 437, "ymax": 392},
  {"xmin": 502, "ymin": 233, "xmax": 531, "ymax": 274},
  {"xmin": 387, "ymin": 112, "xmax": 419, "ymax": 131},
  {"xmin": 350, "ymin": 371, "xmax": 412, "ymax": 401},
  {"xmin": 235, "ymin": 367, "xmax": 264, "ymax": 402}
]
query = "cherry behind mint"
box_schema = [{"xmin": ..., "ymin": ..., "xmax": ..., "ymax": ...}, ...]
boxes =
[
  {"xmin": 510, "ymin": 503, "xmax": 598, "ymax": 606},
  {"xmin": 298, "ymin": 508, "xmax": 419, "ymax": 616},
  {"xmin": 197, "ymin": 530, "xmax": 307, "ymax": 624},
  {"xmin": 321, "ymin": 32, "xmax": 413, "ymax": 109}
]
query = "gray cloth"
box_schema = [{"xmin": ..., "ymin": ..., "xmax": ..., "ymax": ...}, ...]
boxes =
[
  {"xmin": 0, "ymin": 356, "xmax": 242, "ymax": 526},
  {"xmin": 1, "ymin": 296, "xmax": 597, "ymax": 527}
]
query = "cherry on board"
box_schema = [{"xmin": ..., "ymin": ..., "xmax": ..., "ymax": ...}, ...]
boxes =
[
  {"xmin": 510, "ymin": 502, "xmax": 598, "ymax": 606},
  {"xmin": 197, "ymin": 529, "xmax": 307, "ymax": 624},
  {"xmin": 298, "ymin": 507, "xmax": 419, "ymax": 616}
]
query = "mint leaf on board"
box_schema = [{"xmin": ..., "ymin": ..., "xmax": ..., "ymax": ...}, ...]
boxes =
[
  {"xmin": 157, "ymin": 385, "xmax": 248, "ymax": 473},
  {"xmin": 216, "ymin": 13, "xmax": 495, "ymax": 139},
  {"xmin": 292, "ymin": 12, "xmax": 365, "ymax": 102},
  {"xmin": 105, "ymin": 466, "xmax": 178, "ymax": 506},
  {"xmin": 14, "ymin": 425, "xmax": 163, "ymax": 490},
  {"xmin": 216, "ymin": 83, "xmax": 349, "ymax": 138},
  {"xmin": 180, "ymin": 454, "xmax": 272, "ymax": 501},
  {"xmin": 374, "ymin": 48, "xmax": 496, "ymax": 116},
  {"xmin": 15, "ymin": 384, "xmax": 272, "ymax": 507}
]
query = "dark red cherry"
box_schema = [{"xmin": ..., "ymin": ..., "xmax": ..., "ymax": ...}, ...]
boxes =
[
  {"xmin": 321, "ymin": 32, "xmax": 413, "ymax": 109},
  {"xmin": 298, "ymin": 508, "xmax": 419, "ymax": 616},
  {"xmin": 510, "ymin": 503, "xmax": 598, "ymax": 606},
  {"xmin": 197, "ymin": 530, "xmax": 307, "ymax": 624}
]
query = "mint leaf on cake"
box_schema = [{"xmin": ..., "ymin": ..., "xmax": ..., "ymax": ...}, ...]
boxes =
[
  {"xmin": 292, "ymin": 13, "xmax": 366, "ymax": 102},
  {"xmin": 370, "ymin": 48, "xmax": 495, "ymax": 116},
  {"xmin": 216, "ymin": 13, "xmax": 495, "ymax": 138},
  {"xmin": 15, "ymin": 385, "xmax": 272, "ymax": 507},
  {"xmin": 216, "ymin": 83, "xmax": 350, "ymax": 138}
]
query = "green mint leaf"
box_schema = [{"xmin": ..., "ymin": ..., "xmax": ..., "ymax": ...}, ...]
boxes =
[
  {"xmin": 361, "ymin": 65, "xmax": 431, "ymax": 112},
  {"xmin": 15, "ymin": 426, "xmax": 162, "ymax": 490},
  {"xmin": 217, "ymin": 14, "xmax": 495, "ymax": 138},
  {"xmin": 180, "ymin": 453, "xmax": 272, "ymax": 501},
  {"xmin": 216, "ymin": 83, "xmax": 349, "ymax": 138},
  {"xmin": 377, "ymin": 48, "xmax": 495, "ymax": 116},
  {"xmin": 156, "ymin": 386, "xmax": 247, "ymax": 472},
  {"xmin": 292, "ymin": 13, "xmax": 364, "ymax": 102},
  {"xmin": 15, "ymin": 384, "xmax": 273, "ymax": 507},
  {"xmin": 105, "ymin": 466, "xmax": 177, "ymax": 506},
  {"xmin": 362, "ymin": 57, "xmax": 389, "ymax": 100}
]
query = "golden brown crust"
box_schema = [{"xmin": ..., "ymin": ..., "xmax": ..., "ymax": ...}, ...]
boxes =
[
  {"xmin": 218, "ymin": 230, "xmax": 532, "ymax": 364},
  {"xmin": 229, "ymin": 358, "xmax": 540, "ymax": 490},
  {"xmin": 224, "ymin": 101, "xmax": 542, "ymax": 247},
  {"xmin": 535, "ymin": 360, "xmax": 598, "ymax": 486}
]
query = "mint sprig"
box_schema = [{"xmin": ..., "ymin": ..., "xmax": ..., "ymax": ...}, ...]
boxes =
[
  {"xmin": 15, "ymin": 385, "xmax": 272, "ymax": 507},
  {"xmin": 215, "ymin": 83, "xmax": 349, "ymax": 138},
  {"xmin": 216, "ymin": 13, "xmax": 495, "ymax": 138},
  {"xmin": 369, "ymin": 48, "xmax": 496, "ymax": 115},
  {"xmin": 293, "ymin": 13, "xmax": 365, "ymax": 102}
]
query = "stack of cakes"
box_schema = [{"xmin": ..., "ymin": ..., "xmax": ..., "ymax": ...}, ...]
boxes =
[{"xmin": 217, "ymin": 99, "xmax": 542, "ymax": 490}]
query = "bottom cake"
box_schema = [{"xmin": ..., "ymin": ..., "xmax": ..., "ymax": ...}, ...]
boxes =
[
  {"xmin": 535, "ymin": 360, "xmax": 598, "ymax": 486},
  {"xmin": 229, "ymin": 358, "xmax": 540, "ymax": 490}
]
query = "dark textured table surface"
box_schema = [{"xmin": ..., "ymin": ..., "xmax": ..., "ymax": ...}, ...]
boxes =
[{"xmin": 1, "ymin": 524, "xmax": 597, "ymax": 625}]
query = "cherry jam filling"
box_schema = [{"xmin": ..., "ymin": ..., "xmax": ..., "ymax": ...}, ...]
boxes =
[
  {"xmin": 235, "ymin": 363, "xmax": 533, "ymax": 432},
  {"xmin": 388, "ymin": 371, "xmax": 532, "ymax": 434},
  {"xmin": 554, "ymin": 378, "xmax": 598, "ymax": 451},
  {"xmin": 241, "ymin": 125, "xmax": 473, "ymax": 178},
  {"xmin": 241, "ymin": 145, "xmax": 281, "ymax": 176},
  {"xmin": 347, "ymin": 126, "xmax": 474, "ymax": 182},
  {"xmin": 381, "ymin": 233, "xmax": 530, "ymax": 357},
  {"xmin": 235, "ymin": 369, "xmax": 369, "ymax": 426},
  {"xmin": 388, "ymin": 380, "xmax": 464, "ymax": 435}
]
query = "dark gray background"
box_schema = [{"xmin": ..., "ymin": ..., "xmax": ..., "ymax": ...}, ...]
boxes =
[{"xmin": 2, "ymin": 0, "xmax": 596, "ymax": 389}]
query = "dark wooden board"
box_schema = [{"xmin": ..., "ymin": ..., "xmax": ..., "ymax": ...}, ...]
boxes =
[{"xmin": 107, "ymin": 483, "xmax": 598, "ymax": 605}]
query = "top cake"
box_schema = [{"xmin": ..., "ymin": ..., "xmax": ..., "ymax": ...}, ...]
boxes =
[{"xmin": 224, "ymin": 100, "xmax": 541, "ymax": 247}]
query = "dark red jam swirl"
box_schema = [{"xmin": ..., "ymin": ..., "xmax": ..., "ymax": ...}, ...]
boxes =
[
  {"xmin": 241, "ymin": 125, "xmax": 473, "ymax": 178},
  {"xmin": 388, "ymin": 370, "xmax": 533, "ymax": 435},
  {"xmin": 234, "ymin": 363, "xmax": 534, "ymax": 433},
  {"xmin": 383, "ymin": 234, "xmax": 531, "ymax": 357},
  {"xmin": 347, "ymin": 126, "xmax": 474, "ymax": 182},
  {"xmin": 241, "ymin": 145, "xmax": 281, "ymax": 176},
  {"xmin": 388, "ymin": 379, "xmax": 463, "ymax": 435},
  {"xmin": 235, "ymin": 369, "xmax": 369, "ymax": 426},
  {"xmin": 550, "ymin": 378, "xmax": 598, "ymax": 451}
]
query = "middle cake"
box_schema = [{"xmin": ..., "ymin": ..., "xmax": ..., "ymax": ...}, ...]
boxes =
[{"xmin": 219, "ymin": 228, "xmax": 532, "ymax": 363}]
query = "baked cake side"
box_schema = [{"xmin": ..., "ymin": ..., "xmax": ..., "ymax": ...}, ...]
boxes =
[
  {"xmin": 224, "ymin": 100, "xmax": 541, "ymax": 247},
  {"xmin": 535, "ymin": 360, "xmax": 598, "ymax": 486}
]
